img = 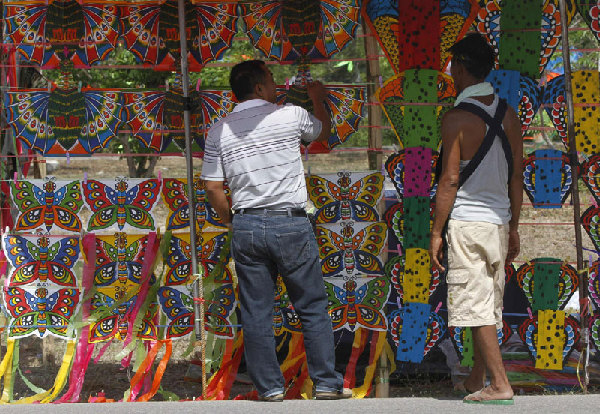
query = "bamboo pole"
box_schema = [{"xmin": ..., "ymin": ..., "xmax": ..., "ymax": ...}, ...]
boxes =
[
  {"xmin": 362, "ymin": 22, "xmax": 383, "ymax": 171},
  {"xmin": 559, "ymin": 0, "xmax": 587, "ymax": 393},
  {"xmin": 362, "ymin": 20, "xmax": 389, "ymax": 398},
  {"xmin": 177, "ymin": 0, "xmax": 206, "ymax": 399}
]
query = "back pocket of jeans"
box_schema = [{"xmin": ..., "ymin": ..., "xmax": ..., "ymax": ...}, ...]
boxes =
[{"xmin": 275, "ymin": 228, "xmax": 312, "ymax": 269}]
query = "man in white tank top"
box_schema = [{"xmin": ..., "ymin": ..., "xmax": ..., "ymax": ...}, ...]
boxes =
[{"xmin": 430, "ymin": 34, "xmax": 523, "ymax": 404}]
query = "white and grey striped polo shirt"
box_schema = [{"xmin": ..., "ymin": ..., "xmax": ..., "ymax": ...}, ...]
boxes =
[{"xmin": 200, "ymin": 99, "xmax": 322, "ymax": 210}]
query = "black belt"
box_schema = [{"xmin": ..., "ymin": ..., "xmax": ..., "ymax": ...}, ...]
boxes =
[{"xmin": 234, "ymin": 208, "xmax": 307, "ymax": 217}]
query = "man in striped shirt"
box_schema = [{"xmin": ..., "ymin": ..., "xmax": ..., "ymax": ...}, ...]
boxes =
[{"xmin": 201, "ymin": 60, "xmax": 350, "ymax": 401}]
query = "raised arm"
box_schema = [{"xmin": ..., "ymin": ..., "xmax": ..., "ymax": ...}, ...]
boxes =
[{"xmin": 307, "ymin": 81, "xmax": 331, "ymax": 143}]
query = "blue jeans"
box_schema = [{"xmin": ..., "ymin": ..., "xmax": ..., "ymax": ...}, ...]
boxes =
[{"xmin": 231, "ymin": 212, "xmax": 343, "ymax": 397}]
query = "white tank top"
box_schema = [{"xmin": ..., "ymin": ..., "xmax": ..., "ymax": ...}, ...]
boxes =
[{"xmin": 449, "ymin": 95, "xmax": 512, "ymax": 225}]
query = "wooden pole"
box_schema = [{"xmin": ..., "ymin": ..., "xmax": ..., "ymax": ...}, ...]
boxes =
[
  {"xmin": 362, "ymin": 21, "xmax": 384, "ymax": 171},
  {"xmin": 559, "ymin": 0, "xmax": 587, "ymax": 393},
  {"xmin": 177, "ymin": 0, "xmax": 206, "ymax": 399},
  {"xmin": 362, "ymin": 20, "xmax": 390, "ymax": 398}
]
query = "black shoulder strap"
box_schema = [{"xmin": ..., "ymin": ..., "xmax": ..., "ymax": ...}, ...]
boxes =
[{"xmin": 436, "ymin": 98, "xmax": 512, "ymax": 190}]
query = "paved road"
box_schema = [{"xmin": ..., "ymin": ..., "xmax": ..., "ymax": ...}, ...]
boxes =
[{"xmin": 1, "ymin": 394, "xmax": 597, "ymax": 413}]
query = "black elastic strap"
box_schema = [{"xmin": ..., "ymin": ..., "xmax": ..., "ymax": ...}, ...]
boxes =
[{"xmin": 454, "ymin": 98, "xmax": 512, "ymax": 187}]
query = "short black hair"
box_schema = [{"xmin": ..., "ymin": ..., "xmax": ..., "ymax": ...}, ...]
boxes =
[
  {"xmin": 449, "ymin": 33, "xmax": 495, "ymax": 80},
  {"xmin": 229, "ymin": 60, "xmax": 268, "ymax": 101}
]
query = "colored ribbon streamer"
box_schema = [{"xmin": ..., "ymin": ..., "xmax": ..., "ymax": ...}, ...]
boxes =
[{"xmin": 344, "ymin": 328, "xmax": 369, "ymax": 389}]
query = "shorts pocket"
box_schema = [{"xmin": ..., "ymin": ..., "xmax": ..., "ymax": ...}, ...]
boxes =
[{"xmin": 446, "ymin": 269, "xmax": 470, "ymax": 284}]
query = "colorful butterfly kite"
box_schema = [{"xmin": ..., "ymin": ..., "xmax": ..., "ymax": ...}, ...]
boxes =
[
  {"xmin": 385, "ymin": 149, "xmax": 439, "ymax": 199},
  {"xmin": 542, "ymin": 71, "xmax": 600, "ymax": 154},
  {"xmin": 275, "ymin": 66, "xmax": 365, "ymax": 153},
  {"xmin": 83, "ymin": 177, "xmax": 161, "ymax": 231},
  {"xmin": 518, "ymin": 311, "xmax": 580, "ymax": 369},
  {"xmin": 588, "ymin": 261, "xmax": 600, "ymax": 311},
  {"xmin": 577, "ymin": 0, "xmax": 600, "ymax": 43},
  {"xmin": 3, "ymin": 0, "xmax": 121, "ymax": 68},
  {"xmin": 3, "ymin": 286, "xmax": 80, "ymax": 339},
  {"xmin": 122, "ymin": 0, "xmax": 238, "ymax": 71},
  {"xmin": 161, "ymin": 177, "xmax": 231, "ymax": 231},
  {"xmin": 2, "ymin": 233, "xmax": 80, "ymax": 287},
  {"xmin": 239, "ymin": 0, "xmax": 360, "ymax": 63},
  {"xmin": 485, "ymin": 70, "xmax": 541, "ymax": 134},
  {"xmin": 522, "ymin": 149, "xmax": 573, "ymax": 208},
  {"xmin": 4, "ymin": 88, "xmax": 123, "ymax": 156},
  {"xmin": 306, "ymin": 171, "xmax": 384, "ymax": 224},
  {"xmin": 163, "ymin": 232, "xmax": 232, "ymax": 286},
  {"xmin": 476, "ymin": 0, "xmax": 576, "ymax": 79},
  {"xmin": 315, "ymin": 221, "xmax": 387, "ymax": 278},
  {"xmin": 90, "ymin": 232, "xmax": 156, "ymax": 342},
  {"xmin": 375, "ymin": 70, "xmax": 456, "ymax": 149},
  {"xmin": 384, "ymin": 254, "xmax": 441, "ymax": 304},
  {"xmin": 384, "ymin": 200, "xmax": 434, "ymax": 252},
  {"xmin": 10, "ymin": 178, "xmax": 83, "ymax": 233},
  {"xmin": 389, "ymin": 305, "xmax": 447, "ymax": 362},
  {"xmin": 325, "ymin": 277, "xmax": 390, "ymax": 331},
  {"xmin": 516, "ymin": 259, "xmax": 579, "ymax": 312},
  {"xmin": 158, "ymin": 231, "xmax": 235, "ymax": 339},
  {"xmin": 581, "ymin": 154, "xmax": 600, "ymax": 204},
  {"xmin": 122, "ymin": 85, "xmax": 236, "ymax": 153},
  {"xmin": 362, "ymin": 0, "xmax": 479, "ymax": 73},
  {"xmin": 158, "ymin": 282, "xmax": 236, "ymax": 339}
]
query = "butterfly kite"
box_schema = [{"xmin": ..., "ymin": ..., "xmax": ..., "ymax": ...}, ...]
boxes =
[
  {"xmin": 240, "ymin": 1, "xmax": 363, "ymax": 152},
  {"xmin": 90, "ymin": 232, "xmax": 156, "ymax": 342},
  {"xmin": 83, "ymin": 177, "xmax": 161, "ymax": 231},
  {"xmin": 542, "ymin": 71, "xmax": 600, "ymax": 154},
  {"xmin": 10, "ymin": 178, "xmax": 83, "ymax": 233},
  {"xmin": 3, "ymin": 286, "xmax": 80, "ymax": 339},
  {"xmin": 306, "ymin": 171, "xmax": 384, "ymax": 224},
  {"xmin": 161, "ymin": 177, "xmax": 231, "ymax": 231},
  {"xmin": 325, "ymin": 277, "xmax": 390, "ymax": 332},
  {"xmin": 159, "ymin": 232, "xmax": 236, "ymax": 339},
  {"xmin": 362, "ymin": 0, "xmax": 480, "ymax": 73},
  {"xmin": 3, "ymin": 0, "xmax": 121, "ymax": 68},
  {"xmin": 376, "ymin": 70, "xmax": 456, "ymax": 149},
  {"xmin": 122, "ymin": 0, "xmax": 238, "ymax": 71},
  {"xmin": 522, "ymin": 149, "xmax": 573, "ymax": 208},
  {"xmin": 2, "ymin": 233, "xmax": 80, "ymax": 287},
  {"xmin": 389, "ymin": 304, "xmax": 447, "ymax": 363},
  {"xmin": 122, "ymin": 83, "xmax": 237, "ymax": 153},
  {"xmin": 476, "ymin": 0, "xmax": 576, "ymax": 79},
  {"xmin": 315, "ymin": 221, "xmax": 387, "ymax": 278},
  {"xmin": 4, "ymin": 87, "xmax": 123, "ymax": 156}
]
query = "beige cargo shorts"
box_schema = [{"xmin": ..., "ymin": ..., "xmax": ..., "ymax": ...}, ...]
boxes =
[{"xmin": 446, "ymin": 219, "xmax": 509, "ymax": 330}]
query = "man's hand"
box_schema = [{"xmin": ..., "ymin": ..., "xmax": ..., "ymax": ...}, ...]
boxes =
[
  {"xmin": 429, "ymin": 233, "xmax": 445, "ymax": 272},
  {"xmin": 307, "ymin": 81, "xmax": 327, "ymax": 103},
  {"xmin": 506, "ymin": 229, "xmax": 520, "ymax": 265}
]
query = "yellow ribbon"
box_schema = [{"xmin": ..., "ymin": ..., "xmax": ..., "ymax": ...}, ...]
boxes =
[
  {"xmin": 13, "ymin": 339, "xmax": 76, "ymax": 404},
  {"xmin": 352, "ymin": 331, "xmax": 387, "ymax": 398},
  {"xmin": 0, "ymin": 339, "xmax": 16, "ymax": 403}
]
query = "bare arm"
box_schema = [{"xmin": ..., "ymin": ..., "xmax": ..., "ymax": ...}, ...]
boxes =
[
  {"xmin": 505, "ymin": 106, "xmax": 523, "ymax": 264},
  {"xmin": 430, "ymin": 110, "xmax": 463, "ymax": 272},
  {"xmin": 204, "ymin": 180, "xmax": 232, "ymax": 227},
  {"xmin": 307, "ymin": 81, "xmax": 331, "ymax": 143}
]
